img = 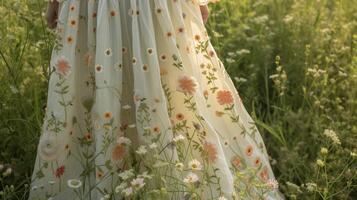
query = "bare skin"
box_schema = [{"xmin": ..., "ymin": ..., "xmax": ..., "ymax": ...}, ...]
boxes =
[
  {"xmin": 46, "ymin": 0, "xmax": 59, "ymax": 29},
  {"xmin": 45, "ymin": 2, "xmax": 209, "ymax": 29},
  {"xmin": 200, "ymin": 5, "xmax": 210, "ymax": 23}
]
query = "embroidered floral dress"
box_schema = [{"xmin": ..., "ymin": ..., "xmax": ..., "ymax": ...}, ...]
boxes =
[{"xmin": 29, "ymin": 0, "xmax": 285, "ymax": 199}]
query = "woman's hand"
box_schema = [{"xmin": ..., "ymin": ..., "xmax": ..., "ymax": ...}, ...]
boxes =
[
  {"xmin": 46, "ymin": 0, "xmax": 59, "ymax": 29},
  {"xmin": 200, "ymin": 5, "xmax": 210, "ymax": 24}
]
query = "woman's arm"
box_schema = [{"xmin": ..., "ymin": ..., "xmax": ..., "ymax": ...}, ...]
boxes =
[
  {"xmin": 46, "ymin": 0, "xmax": 59, "ymax": 29},
  {"xmin": 200, "ymin": 5, "xmax": 210, "ymax": 23}
]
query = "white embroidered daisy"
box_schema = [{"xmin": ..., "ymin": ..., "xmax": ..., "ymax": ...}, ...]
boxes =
[
  {"xmin": 175, "ymin": 162, "xmax": 184, "ymax": 171},
  {"xmin": 67, "ymin": 179, "xmax": 82, "ymax": 189},
  {"xmin": 267, "ymin": 178, "xmax": 279, "ymax": 189},
  {"xmin": 188, "ymin": 159, "xmax": 202, "ymax": 171}
]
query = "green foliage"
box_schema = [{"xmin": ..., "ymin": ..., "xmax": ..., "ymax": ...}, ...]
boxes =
[
  {"xmin": 0, "ymin": 0, "xmax": 356, "ymax": 199},
  {"xmin": 207, "ymin": 0, "xmax": 357, "ymax": 199}
]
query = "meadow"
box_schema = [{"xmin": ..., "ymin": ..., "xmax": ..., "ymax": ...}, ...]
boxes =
[{"xmin": 0, "ymin": 0, "xmax": 356, "ymax": 199}]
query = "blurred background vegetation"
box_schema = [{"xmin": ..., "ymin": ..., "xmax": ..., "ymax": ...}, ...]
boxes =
[{"xmin": 0, "ymin": 0, "xmax": 356, "ymax": 199}]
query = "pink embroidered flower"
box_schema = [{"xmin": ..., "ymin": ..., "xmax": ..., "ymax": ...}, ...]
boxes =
[
  {"xmin": 231, "ymin": 155, "xmax": 241, "ymax": 168},
  {"xmin": 216, "ymin": 90, "xmax": 234, "ymax": 105},
  {"xmin": 177, "ymin": 75, "xmax": 198, "ymax": 95},
  {"xmin": 260, "ymin": 166, "xmax": 269, "ymax": 181},
  {"xmin": 112, "ymin": 144, "xmax": 125, "ymax": 161},
  {"xmin": 55, "ymin": 165, "xmax": 65, "ymax": 178},
  {"xmin": 55, "ymin": 56, "xmax": 71, "ymax": 76},
  {"xmin": 203, "ymin": 141, "xmax": 218, "ymax": 163},
  {"xmin": 267, "ymin": 178, "xmax": 279, "ymax": 189}
]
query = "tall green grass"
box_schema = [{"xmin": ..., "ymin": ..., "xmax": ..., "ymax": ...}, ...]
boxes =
[{"xmin": 0, "ymin": 0, "xmax": 356, "ymax": 199}]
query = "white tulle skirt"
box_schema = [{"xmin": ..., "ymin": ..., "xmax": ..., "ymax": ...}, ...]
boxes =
[{"xmin": 29, "ymin": 0, "xmax": 285, "ymax": 199}]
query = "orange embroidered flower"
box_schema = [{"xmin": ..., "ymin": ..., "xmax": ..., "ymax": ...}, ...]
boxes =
[
  {"xmin": 69, "ymin": 4, "xmax": 76, "ymax": 12},
  {"xmin": 178, "ymin": 27, "xmax": 185, "ymax": 33},
  {"xmin": 55, "ymin": 56, "xmax": 71, "ymax": 76},
  {"xmin": 153, "ymin": 126, "xmax": 160, "ymax": 133},
  {"xmin": 156, "ymin": 8, "xmax": 162, "ymax": 14},
  {"xmin": 260, "ymin": 166, "xmax": 269, "ymax": 181},
  {"xmin": 84, "ymin": 132, "xmax": 92, "ymax": 141},
  {"xmin": 97, "ymin": 170, "xmax": 103, "ymax": 179},
  {"xmin": 112, "ymin": 144, "xmax": 125, "ymax": 161},
  {"xmin": 69, "ymin": 19, "xmax": 77, "ymax": 27},
  {"xmin": 254, "ymin": 157, "xmax": 261, "ymax": 167},
  {"xmin": 160, "ymin": 54, "xmax": 167, "ymax": 61},
  {"xmin": 216, "ymin": 90, "xmax": 234, "ymax": 105},
  {"xmin": 176, "ymin": 113, "xmax": 184, "ymax": 121},
  {"xmin": 110, "ymin": 10, "xmax": 117, "ymax": 17},
  {"xmin": 203, "ymin": 141, "xmax": 218, "ymax": 163},
  {"xmin": 245, "ymin": 144, "xmax": 253, "ymax": 156},
  {"xmin": 95, "ymin": 64, "xmax": 103, "ymax": 72},
  {"xmin": 67, "ymin": 35, "xmax": 74, "ymax": 44},
  {"xmin": 177, "ymin": 75, "xmax": 198, "ymax": 95},
  {"xmin": 231, "ymin": 155, "xmax": 241, "ymax": 169},
  {"xmin": 147, "ymin": 48, "xmax": 154, "ymax": 55},
  {"xmin": 104, "ymin": 111, "xmax": 112, "ymax": 119}
]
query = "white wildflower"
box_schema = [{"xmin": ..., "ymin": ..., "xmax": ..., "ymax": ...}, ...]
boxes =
[
  {"xmin": 305, "ymin": 182, "xmax": 317, "ymax": 192},
  {"xmin": 115, "ymin": 182, "xmax": 127, "ymax": 193},
  {"xmin": 173, "ymin": 134, "xmax": 186, "ymax": 143},
  {"xmin": 136, "ymin": 145, "xmax": 147, "ymax": 155},
  {"xmin": 320, "ymin": 147, "xmax": 328, "ymax": 155},
  {"xmin": 316, "ymin": 159, "xmax": 325, "ymax": 167},
  {"xmin": 131, "ymin": 177, "xmax": 145, "ymax": 189},
  {"xmin": 183, "ymin": 172, "xmax": 199, "ymax": 184},
  {"xmin": 323, "ymin": 129, "xmax": 341, "ymax": 145},
  {"xmin": 149, "ymin": 143, "xmax": 158, "ymax": 149},
  {"xmin": 117, "ymin": 136, "xmax": 132, "ymax": 146},
  {"xmin": 122, "ymin": 187, "xmax": 133, "ymax": 196},
  {"xmin": 118, "ymin": 169, "xmax": 135, "ymax": 180}
]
